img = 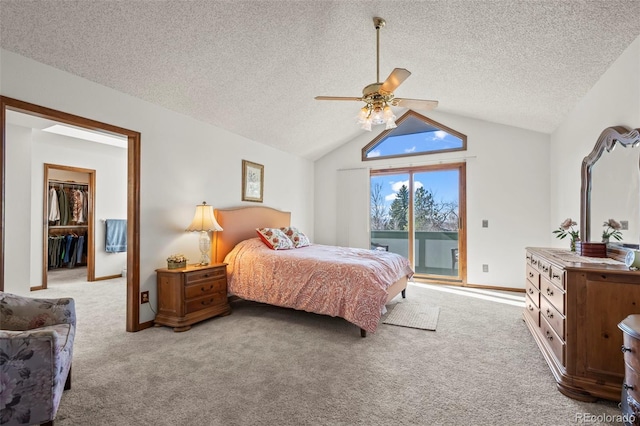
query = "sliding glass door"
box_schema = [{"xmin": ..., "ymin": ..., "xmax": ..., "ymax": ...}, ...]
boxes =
[{"xmin": 370, "ymin": 163, "xmax": 465, "ymax": 282}]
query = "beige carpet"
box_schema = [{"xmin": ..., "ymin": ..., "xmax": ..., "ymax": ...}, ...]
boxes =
[
  {"xmin": 15, "ymin": 270, "xmax": 624, "ymax": 426},
  {"xmin": 383, "ymin": 302, "xmax": 439, "ymax": 331}
]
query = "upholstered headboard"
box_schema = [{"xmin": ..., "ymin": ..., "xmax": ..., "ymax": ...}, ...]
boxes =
[{"xmin": 213, "ymin": 206, "xmax": 291, "ymax": 263}]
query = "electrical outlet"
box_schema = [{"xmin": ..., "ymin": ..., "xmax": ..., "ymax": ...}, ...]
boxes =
[
  {"xmin": 621, "ymin": 220, "xmax": 629, "ymax": 230},
  {"xmin": 141, "ymin": 291, "xmax": 149, "ymax": 304},
  {"xmin": 482, "ymin": 264, "xmax": 489, "ymax": 273},
  {"xmin": 482, "ymin": 220, "xmax": 488, "ymax": 228}
]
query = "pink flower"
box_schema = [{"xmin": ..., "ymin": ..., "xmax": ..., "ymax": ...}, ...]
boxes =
[{"xmin": 560, "ymin": 218, "xmax": 577, "ymax": 230}]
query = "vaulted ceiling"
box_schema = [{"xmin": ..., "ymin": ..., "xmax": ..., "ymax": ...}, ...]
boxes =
[{"xmin": 1, "ymin": 1, "xmax": 639, "ymax": 160}]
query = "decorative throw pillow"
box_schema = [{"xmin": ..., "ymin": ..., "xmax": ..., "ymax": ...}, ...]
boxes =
[
  {"xmin": 256, "ymin": 228, "xmax": 294, "ymax": 250},
  {"xmin": 279, "ymin": 226, "xmax": 311, "ymax": 248}
]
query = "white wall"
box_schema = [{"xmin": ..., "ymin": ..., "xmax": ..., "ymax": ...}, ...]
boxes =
[
  {"xmin": 315, "ymin": 111, "xmax": 550, "ymax": 289},
  {"xmin": 26, "ymin": 129, "xmax": 126, "ymax": 283},
  {"xmin": 1, "ymin": 49, "xmax": 314, "ymax": 323},
  {"xmin": 550, "ymin": 35, "xmax": 640, "ymax": 245}
]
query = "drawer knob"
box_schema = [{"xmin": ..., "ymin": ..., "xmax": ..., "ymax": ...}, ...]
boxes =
[
  {"xmin": 624, "ymin": 383, "xmax": 635, "ymax": 391},
  {"xmin": 542, "ymin": 266, "xmax": 549, "ymax": 272},
  {"xmin": 546, "ymin": 288, "xmax": 554, "ymax": 296},
  {"xmin": 528, "ymin": 305, "xmax": 534, "ymax": 311},
  {"xmin": 529, "ymin": 272, "xmax": 534, "ymax": 278},
  {"xmin": 528, "ymin": 288, "xmax": 534, "ymax": 294},
  {"xmin": 200, "ymin": 298, "xmax": 214, "ymax": 306},
  {"xmin": 545, "ymin": 330, "xmax": 553, "ymax": 341},
  {"xmin": 622, "ymin": 345, "xmax": 633, "ymax": 353},
  {"xmin": 546, "ymin": 309, "xmax": 553, "ymax": 319},
  {"xmin": 201, "ymin": 285, "xmax": 214, "ymax": 292},
  {"xmin": 552, "ymin": 273, "xmax": 560, "ymax": 280}
]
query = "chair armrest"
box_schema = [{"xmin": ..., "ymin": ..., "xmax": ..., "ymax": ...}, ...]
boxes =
[{"xmin": 0, "ymin": 292, "xmax": 75, "ymax": 330}]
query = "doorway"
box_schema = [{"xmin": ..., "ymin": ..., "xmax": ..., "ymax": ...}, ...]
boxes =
[
  {"xmin": 370, "ymin": 162, "xmax": 466, "ymax": 283},
  {"xmin": 42, "ymin": 164, "xmax": 96, "ymax": 290},
  {"xmin": 0, "ymin": 96, "xmax": 142, "ymax": 332}
]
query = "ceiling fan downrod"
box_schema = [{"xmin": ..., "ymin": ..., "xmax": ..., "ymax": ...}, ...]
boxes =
[{"xmin": 373, "ymin": 17, "xmax": 386, "ymax": 84}]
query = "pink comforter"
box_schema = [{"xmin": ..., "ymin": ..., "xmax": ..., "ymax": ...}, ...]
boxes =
[{"xmin": 224, "ymin": 238, "xmax": 414, "ymax": 332}]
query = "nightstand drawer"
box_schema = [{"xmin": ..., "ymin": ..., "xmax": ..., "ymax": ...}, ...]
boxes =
[
  {"xmin": 186, "ymin": 293, "xmax": 227, "ymax": 314},
  {"xmin": 185, "ymin": 267, "xmax": 226, "ymax": 284},
  {"xmin": 185, "ymin": 278, "xmax": 225, "ymax": 299}
]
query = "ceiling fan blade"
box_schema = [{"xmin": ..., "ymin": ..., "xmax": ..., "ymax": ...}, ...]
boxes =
[
  {"xmin": 315, "ymin": 96, "xmax": 363, "ymax": 101},
  {"xmin": 380, "ymin": 68, "xmax": 411, "ymax": 93},
  {"xmin": 393, "ymin": 98, "xmax": 439, "ymax": 111}
]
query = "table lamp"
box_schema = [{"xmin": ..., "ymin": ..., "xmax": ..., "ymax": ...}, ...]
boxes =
[{"xmin": 185, "ymin": 201, "xmax": 223, "ymax": 265}]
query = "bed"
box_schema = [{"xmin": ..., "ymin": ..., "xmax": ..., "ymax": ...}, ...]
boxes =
[{"xmin": 213, "ymin": 206, "xmax": 413, "ymax": 336}]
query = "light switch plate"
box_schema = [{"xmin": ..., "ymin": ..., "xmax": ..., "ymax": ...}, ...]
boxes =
[
  {"xmin": 482, "ymin": 220, "xmax": 488, "ymax": 228},
  {"xmin": 621, "ymin": 220, "xmax": 629, "ymax": 230}
]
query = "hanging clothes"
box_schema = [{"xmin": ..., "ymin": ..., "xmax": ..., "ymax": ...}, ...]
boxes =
[{"xmin": 48, "ymin": 187, "xmax": 60, "ymax": 223}]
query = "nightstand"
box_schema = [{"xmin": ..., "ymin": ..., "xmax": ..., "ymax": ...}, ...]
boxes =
[{"xmin": 154, "ymin": 263, "xmax": 231, "ymax": 332}]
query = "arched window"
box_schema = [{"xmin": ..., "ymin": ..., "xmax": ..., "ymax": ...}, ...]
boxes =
[{"xmin": 362, "ymin": 110, "xmax": 466, "ymax": 161}]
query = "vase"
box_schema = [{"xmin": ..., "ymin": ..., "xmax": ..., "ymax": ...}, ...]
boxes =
[
  {"xmin": 570, "ymin": 239, "xmax": 577, "ymax": 252},
  {"xmin": 602, "ymin": 236, "xmax": 610, "ymax": 244}
]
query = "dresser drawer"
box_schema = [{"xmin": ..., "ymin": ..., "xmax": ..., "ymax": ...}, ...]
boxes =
[
  {"xmin": 524, "ymin": 294, "xmax": 540, "ymax": 326},
  {"xmin": 550, "ymin": 265, "xmax": 565, "ymax": 290},
  {"xmin": 540, "ymin": 294, "xmax": 565, "ymax": 339},
  {"xmin": 623, "ymin": 332, "xmax": 640, "ymax": 373},
  {"xmin": 537, "ymin": 259, "xmax": 551, "ymax": 278},
  {"xmin": 185, "ymin": 278, "xmax": 225, "ymax": 299},
  {"xmin": 186, "ymin": 292, "xmax": 227, "ymax": 314},
  {"xmin": 526, "ymin": 264, "xmax": 540, "ymax": 289},
  {"xmin": 525, "ymin": 278, "xmax": 539, "ymax": 307},
  {"xmin": 540, "ymin": 277, "xmax": 565, "ymax": 314},
  {"xmin": 624, "ymin": 363, "xmax": 640, "ymax": 403},
  {"xmin": 541, "ymin": 315, "xmax": 565, "ymax": 365},
  {"xmin": 185, "ymin": 267, "xmax": 226, "ymax": 284}
]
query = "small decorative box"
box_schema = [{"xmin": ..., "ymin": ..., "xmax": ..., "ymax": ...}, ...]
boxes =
[
  {"xmin": 167, "ymin": 261, "xmax": 186, "ymax": 269},
  {"xmin": 576, "ymin": 242, "xmax": 607, "ymax": 258}
]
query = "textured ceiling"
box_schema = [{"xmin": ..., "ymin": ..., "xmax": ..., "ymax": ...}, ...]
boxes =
[{"xmin": 1, "ymin": 1, "xmax": 639, "ymax": 160}]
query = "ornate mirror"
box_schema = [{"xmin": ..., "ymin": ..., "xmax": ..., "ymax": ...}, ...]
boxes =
[{"xmin": 580, "ymin": 126, "xmax": 640, "ymax": 245}]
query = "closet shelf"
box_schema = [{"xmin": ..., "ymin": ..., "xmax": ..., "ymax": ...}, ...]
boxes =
[{"xmin": 49, "ymin": 225, "xmax": 88, "ymax": 229}]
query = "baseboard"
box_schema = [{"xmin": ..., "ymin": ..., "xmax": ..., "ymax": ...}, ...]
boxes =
[
  {"xmin": 138, "ymin": 320, "xmax": 154, "ymax": 330},
  {"xmin": 412, "ymin": 278, "xmax": 524, "ymax": 293},
  {"xmin": 94, "ymin": 274, "xmax": 123, "ymax": 281}
]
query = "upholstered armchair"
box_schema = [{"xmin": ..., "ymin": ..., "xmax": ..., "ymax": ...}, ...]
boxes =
[{"xmin": 0, "ymin": 292, "xmax": 76, "ymax": 426}]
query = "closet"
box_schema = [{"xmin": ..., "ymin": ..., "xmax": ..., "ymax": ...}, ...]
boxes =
[{"xmin": 43, "ymin": 164, "xmax": 96, "ymax": 287}]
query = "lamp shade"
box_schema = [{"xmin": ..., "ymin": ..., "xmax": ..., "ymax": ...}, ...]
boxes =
[{"xmin": 185, "ymin": 202, "xmax": 223, "ymax": 232}]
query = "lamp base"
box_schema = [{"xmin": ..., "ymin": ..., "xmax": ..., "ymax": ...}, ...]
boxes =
[{"xmin": 198, "ymin": 230, "xmax": 211, "ymax": 265}]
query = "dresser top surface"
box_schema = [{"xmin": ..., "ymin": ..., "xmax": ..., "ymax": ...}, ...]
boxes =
[{"xmin": 527, "ymin": 247, "xmax": 637, "ymax": 274}]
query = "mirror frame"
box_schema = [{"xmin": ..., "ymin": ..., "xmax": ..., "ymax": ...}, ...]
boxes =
[{"xmin": 580, "ymin": 126, "xmax": 640, "ymax": 242}]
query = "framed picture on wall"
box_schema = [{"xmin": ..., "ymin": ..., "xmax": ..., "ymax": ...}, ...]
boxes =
[{"xmin": 242, "ymin": 160, "xmax": 264, "ymax": 203}]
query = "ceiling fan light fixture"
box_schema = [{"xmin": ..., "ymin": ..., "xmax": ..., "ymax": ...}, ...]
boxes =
[{"xmin": 315, "ymin": 16, "xmax": 438, "ymax": 129}]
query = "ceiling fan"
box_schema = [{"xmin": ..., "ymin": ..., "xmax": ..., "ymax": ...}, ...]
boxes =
[{"xmin": 315, "ymin": 17, "xmax": 438, "ymax": 131}]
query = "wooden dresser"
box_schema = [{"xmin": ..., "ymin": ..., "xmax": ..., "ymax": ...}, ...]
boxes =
[
  {"xmin": 524, "ymin": 247, "xmax": 640, "ymax": 401},
  {"xmin": 154, "ymin": 263, "xmax": 231, "ymax": 332},
  {"xmin": 619, "ymin": 315, "xmax": 640, "ymax": 424}
]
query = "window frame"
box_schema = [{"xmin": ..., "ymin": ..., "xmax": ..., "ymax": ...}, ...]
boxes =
[{"xmin": 361, "ymin": 110, "xmax": 467, "ymax": 162}]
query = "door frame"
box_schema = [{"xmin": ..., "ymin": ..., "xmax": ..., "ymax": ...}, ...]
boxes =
[
  {"xmin": 42, "ymin": 164, "xmax": 96, "ymax": 289},
  {"xmin": 371, "ymin": 162, "xmax": 467, "ymax": 284},
  {"xmin": 0, "ymin": 96, "xmax": 142, "ymax": 332}
]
